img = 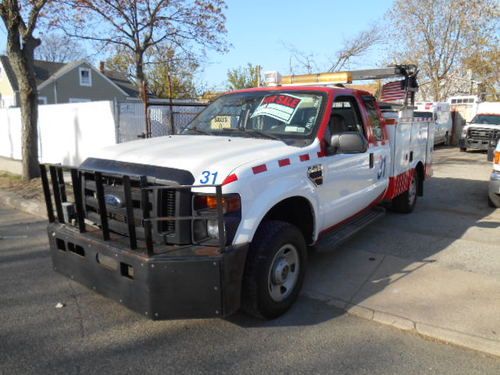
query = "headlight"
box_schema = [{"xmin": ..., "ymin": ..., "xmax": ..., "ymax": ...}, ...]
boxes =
[
  {"xmin": 192, "ymin": 194, "xmax": 241, "ymax": 245},
  {"xmin": 207, "ymin": 219, "xmax": 222, "ymax": 239}
]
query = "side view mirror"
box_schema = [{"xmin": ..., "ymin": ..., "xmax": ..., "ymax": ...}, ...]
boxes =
[{"xmin": 328, "ymin": 132, "xmax": 368, "ymax": 154}]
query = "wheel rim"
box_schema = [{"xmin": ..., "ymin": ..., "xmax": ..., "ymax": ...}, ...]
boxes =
[
  {"xmin": 408, "ymin": 174, "xmax": 417, "ymax": 205},
  {"xmin": 267, "ymin": 244, "xmax": 300, "ymax": 302}
]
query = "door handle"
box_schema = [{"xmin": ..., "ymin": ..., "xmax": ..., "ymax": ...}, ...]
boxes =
[{"xmin": 369, "ymin": 153, "xmax": 374, "ymax": 168}]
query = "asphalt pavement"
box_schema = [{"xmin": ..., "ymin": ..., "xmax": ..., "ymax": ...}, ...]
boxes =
[
  {"xmin": 1, "ymin": 168, "xmax": 500, "ymax": 374},
  {"xmin": 301, "ymin": 147, "xmax": 500, "ymax": 353}
]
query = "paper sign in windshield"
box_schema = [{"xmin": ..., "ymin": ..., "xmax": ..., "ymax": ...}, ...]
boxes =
[
  {"xmin": 210, "ymin": 115, "xmax": 232, "ymax": 129},
  {"xmin": 251, "ymin": 94, "xmax": 302, "ymax": 124}
]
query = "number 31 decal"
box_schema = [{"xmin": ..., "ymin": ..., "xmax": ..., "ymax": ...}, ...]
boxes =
[{"xmin": 199, "ymin": 170, "xmax": 218, "ymax": 184}]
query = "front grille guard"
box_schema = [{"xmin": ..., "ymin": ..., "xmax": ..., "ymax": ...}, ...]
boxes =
[
  {"xmin": 468, "ymin": 128, "xmax": 500, "ymax": 141},
  {"xmin": 39, "ymin": 164, "xmax": 226, "ymax": 257}
]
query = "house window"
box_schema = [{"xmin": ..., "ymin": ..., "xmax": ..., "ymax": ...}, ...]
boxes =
[
  {"xmin": 38, "ymin": 96, "xmax": 48, "ymax": 105},
  {"xmin": 79, "ymin": 67, "xmax": 92, "ymax": 87},
  {"xmin": 69, "ymin": 98, "xmax": 91, "ymax": 103}
]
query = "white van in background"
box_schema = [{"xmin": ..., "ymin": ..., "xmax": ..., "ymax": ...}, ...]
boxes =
[
  {"xmin": 416, "ymin": 102, "xmax": 453, "ymax": 145},
  {"xmin": 448, "ymin": 96, "xmax": 480, "ymax": 122}
]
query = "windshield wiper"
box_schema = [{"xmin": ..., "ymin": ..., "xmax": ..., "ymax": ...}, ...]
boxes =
[
  {"xmin": 186, "ymin": 127, "xmax": 212, "ymax": 135},
  {"xmin": 245, "ymin": 129, "xmax": 282, "ymax": 141}
]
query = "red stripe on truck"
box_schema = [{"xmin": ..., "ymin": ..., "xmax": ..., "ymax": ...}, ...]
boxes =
[
  {"xmin": 222, "ymin": 173, "xmax": 238, "ymax": 185},
  {"xmin": 278, "ymin": 158, "xmax": 291, "ymax": 167},
  {"xmin": 383, "ymin": 169, "xmax": 415, "ymax": 200},
  {"xmin": 299, "ymin": 154, "xmax": 310, "ymax": 161},
  {"xmin": 252, "ymin": 164, "xmax": 267, "ymax": 174}
]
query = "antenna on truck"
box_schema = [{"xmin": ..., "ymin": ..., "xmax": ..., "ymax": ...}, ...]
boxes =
[{"xmin": 264, "ymin": 64, "xmax": 419, "ymax": 107}]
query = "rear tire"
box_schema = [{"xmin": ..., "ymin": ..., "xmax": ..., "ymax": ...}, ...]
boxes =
[
  {"xmin": 460, "ymin": 147, "xmax": 467, "ymax": 152},
  {"xmin": 391, "ymin": 170, "xmax": 418, "ymax": 213},
  {"xmin": 241, "ymin": 220, "xmax": 307, "ymax": 319}
]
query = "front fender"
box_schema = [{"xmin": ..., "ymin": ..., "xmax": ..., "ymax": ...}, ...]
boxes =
[{"xmin": 232, "ymin": 169, "xmax": 320, "ymax": 245}]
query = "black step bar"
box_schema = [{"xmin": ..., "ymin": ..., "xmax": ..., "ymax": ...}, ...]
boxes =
[{"xmin": 39, "ymin": 163, "xmax": 226, "ymax": 256}]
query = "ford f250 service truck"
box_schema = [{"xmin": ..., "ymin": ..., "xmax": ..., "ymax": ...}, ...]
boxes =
[{"xmin": 40, "ymin": 65, "xmax": 433, "ymax": 320}]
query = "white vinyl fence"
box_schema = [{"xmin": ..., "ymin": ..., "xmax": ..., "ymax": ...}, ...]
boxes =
[{"xmin": 0, "ymin": 101, "xmax": 117, "ymax": 167}]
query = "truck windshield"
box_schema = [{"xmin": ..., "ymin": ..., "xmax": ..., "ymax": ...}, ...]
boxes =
[
  {"xmin": 183, "ymin": 91, "xmax": 325, "ymax": 145},
  {"xmin": 471, "ymin": 115, "xmax": 500, "ymax": 125}
]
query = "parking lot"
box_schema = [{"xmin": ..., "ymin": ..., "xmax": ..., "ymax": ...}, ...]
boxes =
[{"xmin": 1, "ymin": 147, "xmax": 499, "ymax": 374}]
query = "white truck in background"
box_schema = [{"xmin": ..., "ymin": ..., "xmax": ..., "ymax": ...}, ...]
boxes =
[
  {"xmin": 459, "ymin": 102, "xmax": 500, "ymax": 152},
  {"xmin": 416, "ymin": 102, "xmax": 452, "ymax": 145}
]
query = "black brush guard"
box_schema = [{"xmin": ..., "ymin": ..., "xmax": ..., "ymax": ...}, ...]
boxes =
[{"xmin": 40, "ymin": 163, "xmax": 248, "ymax": 319}]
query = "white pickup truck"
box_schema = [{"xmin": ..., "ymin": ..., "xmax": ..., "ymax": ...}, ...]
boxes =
[
  {"xmin": 40, "ymin": 66, "xmax": 433, "ymax": 320},
  {"xmin": 459, "ymin": 102, "xmax": 500, "ymax": 152}
]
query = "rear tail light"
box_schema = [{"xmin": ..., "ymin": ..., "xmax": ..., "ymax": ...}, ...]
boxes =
[{"xmin": 494, "ymin": 151, "xmax": 500, "ymax": 165}]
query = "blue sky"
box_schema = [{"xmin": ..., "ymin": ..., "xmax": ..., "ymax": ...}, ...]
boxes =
[
  {"xmin": 0, "ymin": 0, "xmax": 395, "ymax": 89},
  {"xmin": 199, "ymin": 0, "xmax": 395, "ymax": 89}
]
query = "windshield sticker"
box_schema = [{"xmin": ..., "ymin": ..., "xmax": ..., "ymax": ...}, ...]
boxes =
[
  {"xmin": 251, "ymin": 94, "xmax": 302, "ymax": 124},
  {"xmin": 284, "ymin": 126, "xmax": 305, "ymax": 133},
  {"xmin": 210, "ymin": 115, "xmax": 233, "ymax": 129}
]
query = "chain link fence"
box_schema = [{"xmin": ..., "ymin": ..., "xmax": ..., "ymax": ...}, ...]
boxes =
[{"xmin": 116, "ymin": 100, "xmax": 207, "ymax": 143}]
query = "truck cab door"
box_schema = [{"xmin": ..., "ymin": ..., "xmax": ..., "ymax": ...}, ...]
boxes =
[{"xmin": 318, "ymin": 95, "xmax": 384, "ymax": 230}]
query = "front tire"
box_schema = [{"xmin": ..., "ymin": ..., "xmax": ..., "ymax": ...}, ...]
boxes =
[
  {"xmin": 391, "ymin": 170, "xmax": 418, "ymax": 213},
  {"xmin": 241, "ymin": 221, "xmax": 307, "ymax": 319},
  {"xmin": 488, "ymin": 197, "xmax": 497, "ymax": 208},
  {"xmin": 460, "ymin": 147, "xmax": 467, "ymax": 152}
]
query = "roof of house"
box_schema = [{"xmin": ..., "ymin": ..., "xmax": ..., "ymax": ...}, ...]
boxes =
[
  {"xmin": 0, "ymin": 55, "xmax": 66, "ymax": 91},
  {"xmin": 0, "ymin": 55, "xmax": 138, "ymax": 98},
  {"xmin": 102, "ymin": 70, "xmax": 140, "ymax": 97}
]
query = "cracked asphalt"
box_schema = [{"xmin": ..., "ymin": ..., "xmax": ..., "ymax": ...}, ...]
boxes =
[{"xmin": 1, "ymin": 205, "xmax": 499, "ymax": 374}]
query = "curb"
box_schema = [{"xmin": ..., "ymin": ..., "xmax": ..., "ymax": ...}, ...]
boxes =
[
  {"xmin": 302, "ymin": 291, "xmax": 500, "ymax": 358},
  {"xmin": 0, "ymin": 189, "xmax": 46, "ymax": 219}
]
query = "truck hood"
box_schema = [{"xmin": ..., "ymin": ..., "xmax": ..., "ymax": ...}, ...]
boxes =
[
  {"xmin": 85, "ymin": 135, "xmax": 299, "ymax": 184},
  {"xmin": 465, "ymin": 123, "xmax": 500, "ymax": 130}
]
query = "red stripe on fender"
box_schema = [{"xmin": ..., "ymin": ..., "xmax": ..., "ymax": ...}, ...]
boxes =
[
  {"xmin": 317, "ymin": 151, "xmax": 327, "ymax": 158},
  {"xmin": 222, "ymin": 173, "xmax": 238, "ymax": 185},
  {"xmin": 252, "ymin": 164, "xmax": 267, "ymax": 174},
  {"xmin": 299, "ymin": 154, "xmax": 310, "ymax": 161},
  {"xmin": 278, "ymin": 158, "xmax": 290, "ymax": 167}
]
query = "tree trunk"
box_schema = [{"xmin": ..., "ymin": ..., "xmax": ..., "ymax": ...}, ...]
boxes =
[
  {"xmin": 135, "ymin": 53, "xmax": 151, "ymax": 137},
  {"xmin": 7, "ymin": 36, "xmax": 40, "ymax": 180},
  {"xmin": 167, "ymin": 72, "xmax": 175, "ymax": 135}
]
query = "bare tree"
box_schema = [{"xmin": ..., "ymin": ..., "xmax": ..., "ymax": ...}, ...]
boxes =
[
  {"xmin": 327, "ymin": 25, "xmax": 383, "ymax": 72},
  {"xmin": 283, "ymin": 25, "xmax": 383, "ymax": 74},
  {"xmin": 62, "ymin": 0, "xmax": 228, "ymax": 137},
  {"xmin": 35, "ymin": 33, "xmax": 86, "ymax": 62},
  {"xmin": 387, "ymin": 0, "xmax": 498, "ymax": 101},
  {"xmin": 105, "ymin": 45, "xmax": 202, "ymax": 99},
  {"xmin": 281, "ymin": 42, "xmax": 319, "ymax": 74},
  {"xmin": 0, "ymin": 0, "xmax": 50, "ymax": 179}
]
